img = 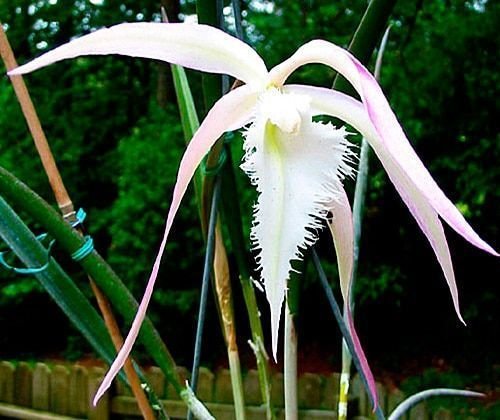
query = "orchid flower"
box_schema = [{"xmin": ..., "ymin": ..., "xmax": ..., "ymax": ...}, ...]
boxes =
[{"xmin": 10, "ymin": 22, "xmax": 497, "ymax": 407}]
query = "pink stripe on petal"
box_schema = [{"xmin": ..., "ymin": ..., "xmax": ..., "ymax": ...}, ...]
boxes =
[
  {"xmin": 93, "ymin": 85, "xmax": 258, "ymax": 404},
  {"xmin": 345, "ymin": 304, "xmax": 379, "ymax": 411}
]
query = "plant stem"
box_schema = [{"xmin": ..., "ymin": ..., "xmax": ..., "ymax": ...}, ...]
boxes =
[
  {"xmin": 187, "ymin": 178, "xmax": 221, "ymax": 420},
  {"xmin": 388, "ymin": 389, "xmax": 484, "ymax": 420},
  {"xmin": 284, "ymin": 304, "xmax": 298, "ymax": 420}
]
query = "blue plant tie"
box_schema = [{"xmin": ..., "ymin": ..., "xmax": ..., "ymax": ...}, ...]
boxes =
[
  {"xmin": 0, "ymin": 237, "xmax": 55, "ymax": 275},
  {"xmin": 72, "ymin": 208, "xmax": 87, "ymax": 228},
  {"xmin": 71, "ymin": 236, "xmax": 94, "ymax": 262}
]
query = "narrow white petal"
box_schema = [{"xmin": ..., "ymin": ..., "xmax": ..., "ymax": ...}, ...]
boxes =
[
  {"xmin": 93, "ymin": 85, "xmax": 258, "ymax": 403},
  {"xmin": 10, "ymin": 23, "xmax": 269, "ymax": 88}
]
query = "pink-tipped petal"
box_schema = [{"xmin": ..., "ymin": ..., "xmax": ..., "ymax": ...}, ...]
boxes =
[
  {"xmin": 93, "ymin": 85, "xmax": 258, "ymax": 404},
  {"xmin": 327, "ymin": 188, "xmax": 354, "ymax": 303},
  {"xmin": 327, "ymin": 189, "xmax": 379, "ymax": 410},
  {"xmin": 286, "ymin": 84, "xmax": 466, "ymax": 322},
  {"xmin": 9, "ymin": 22, "xmax": 269, "ymax": 88},
  {"xmin": 345, "ymin": 304, "xmax": 379, "ymax": 411},
  {"xmin": 379, "ymin": 157, "xmax": 465, "ymax": 323},
  {"xmin": 273, "ymin": 43, "xmax": 497, "ymax": 256},
  {"xmin": 351, "ymin": 60, "xmax": 498, "ymax": 257}
]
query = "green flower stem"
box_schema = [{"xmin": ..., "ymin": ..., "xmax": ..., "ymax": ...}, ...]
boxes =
[
  {"xmin": 0, "ymin": 196, "xmax": 170, "ymax": 418},
  {"xmin": 0, "ymin": 166, "xmax": 207, "ymax": 414}
]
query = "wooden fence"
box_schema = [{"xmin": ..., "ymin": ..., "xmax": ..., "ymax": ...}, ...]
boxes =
[{"xmin": 0, "ymin": 360, "xmax": 446, "ymax": 419}]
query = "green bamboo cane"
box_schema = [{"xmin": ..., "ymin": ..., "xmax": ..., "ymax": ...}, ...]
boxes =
[{"xmin": 0, "ymin": 166, "xmax": 214, "ymax": 418}]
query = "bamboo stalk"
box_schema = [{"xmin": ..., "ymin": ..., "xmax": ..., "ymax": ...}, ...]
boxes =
[{"xmin": 0, "ymin": 27, "xmax": 157, "ymax": 420}]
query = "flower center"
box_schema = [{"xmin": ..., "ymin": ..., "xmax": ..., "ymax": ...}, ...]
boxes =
[{"xmin": 258, "ymin": 88, "xmax": 310, "ymax": 134}]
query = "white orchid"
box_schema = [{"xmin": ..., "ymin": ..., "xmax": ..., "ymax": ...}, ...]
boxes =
[{"xmin": 10, "ymin": 22, "xmax": 497, "ymax": 405}]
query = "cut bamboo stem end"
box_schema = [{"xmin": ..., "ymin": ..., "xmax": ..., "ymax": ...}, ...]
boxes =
[{"xmin": 0, "ymin": 27, "xmax": 158, "ymax": 419}]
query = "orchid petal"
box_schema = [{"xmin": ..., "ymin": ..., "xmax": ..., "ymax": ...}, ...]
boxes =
[
  {"xmin": 327, "ymin": 189, "xmax": 354, "ymax": 303},
  {"xmin": 273, "ymin": 42, "xmax": 497, "ymax": 256},
  {"xmin": 241, "ymin": 90, "xmax": 353, "ymax": 359},
  {"xmin": 9, "ymin": 23, "xmax": 269, "ymax": 88},
  {"xmin": 285, "ymin": 84, "xmax": 467, "ymax": 321},
  {"xmin": 328, "ymin": 192, "xmax": 378, "ymax": 409},
  {"xmin": 93, "ymin": 85, "xmax": 258, "ymax": 404}
]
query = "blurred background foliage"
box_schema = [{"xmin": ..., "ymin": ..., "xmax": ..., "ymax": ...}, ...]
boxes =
[{"xmin": 0, "ymin": 0, "xmax": 498, "ymax": 383}]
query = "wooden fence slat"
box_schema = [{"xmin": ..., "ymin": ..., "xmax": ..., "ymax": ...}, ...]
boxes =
[
  {"xmin": 0, "ymin": 361, "xmax": 15, "ymax": 403},
  {"xmin": 145, "ymin": 366, "xmax": 166, "ymax": 398},
  {"xmin": 298, "ymin": 373, "xmax": 323, "ymax": 409},
  {"xmin": 88, "ymin": 367, "xmax": 109, "ymax": 420},
  {"xmin": 114, "ymin": 377, "xmax": 132, "ymax": 397},
  {"xmin": 376, "ymin": 381, "xmax": 387, "ymax": 414},
  {"xmin": 0, "ymin": 401, "xmax": 81, "ymax": 420},
  {"xmin": 13, "ymin": 362, "xmax": 32, "ymax": 407},
  {"xmin": 165, "ymin": 366, "xmax": 189, "ymax": 400},
  {"xmin": 271, "ymin": 372, "xmax": 284, "ymax": 407},
  {"xmin": 387, "ymin": 388, "xmax": 405, "ymax": 418},
  {"xmin": 351, "ymin": 374, "xmax": 369, "ymax": 417},
  {"xmin": 409, "ymin": 401, "xmax": 429, "ymax": 420},
  {"xmin": 68, "ymin": 365, "xmax": 88, "ymax": 417},
  {"xmin": 214, "ymin": 369, "xmax": 233, "ymax": 404},
  {"xmin": 433, "ymin": 407, "xmax": 453, "ymax": 420},
  {"xmin": 50, "ymin": 365, "xmax": 70, "ymax": 415},
  {"xmin": 320, "ymin": 372, "xmax": 340, "ymax": 410},
  {"xmin": 32, "ymin": 363, "xmax": 50, "ymax": 411},
  {"xmin": 197, "ymin": 367, "xmax": 214, "ymax": 403},
  {"xmin": 243, "ymin": 369, "xmax": 261, "ymax": 406}
]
